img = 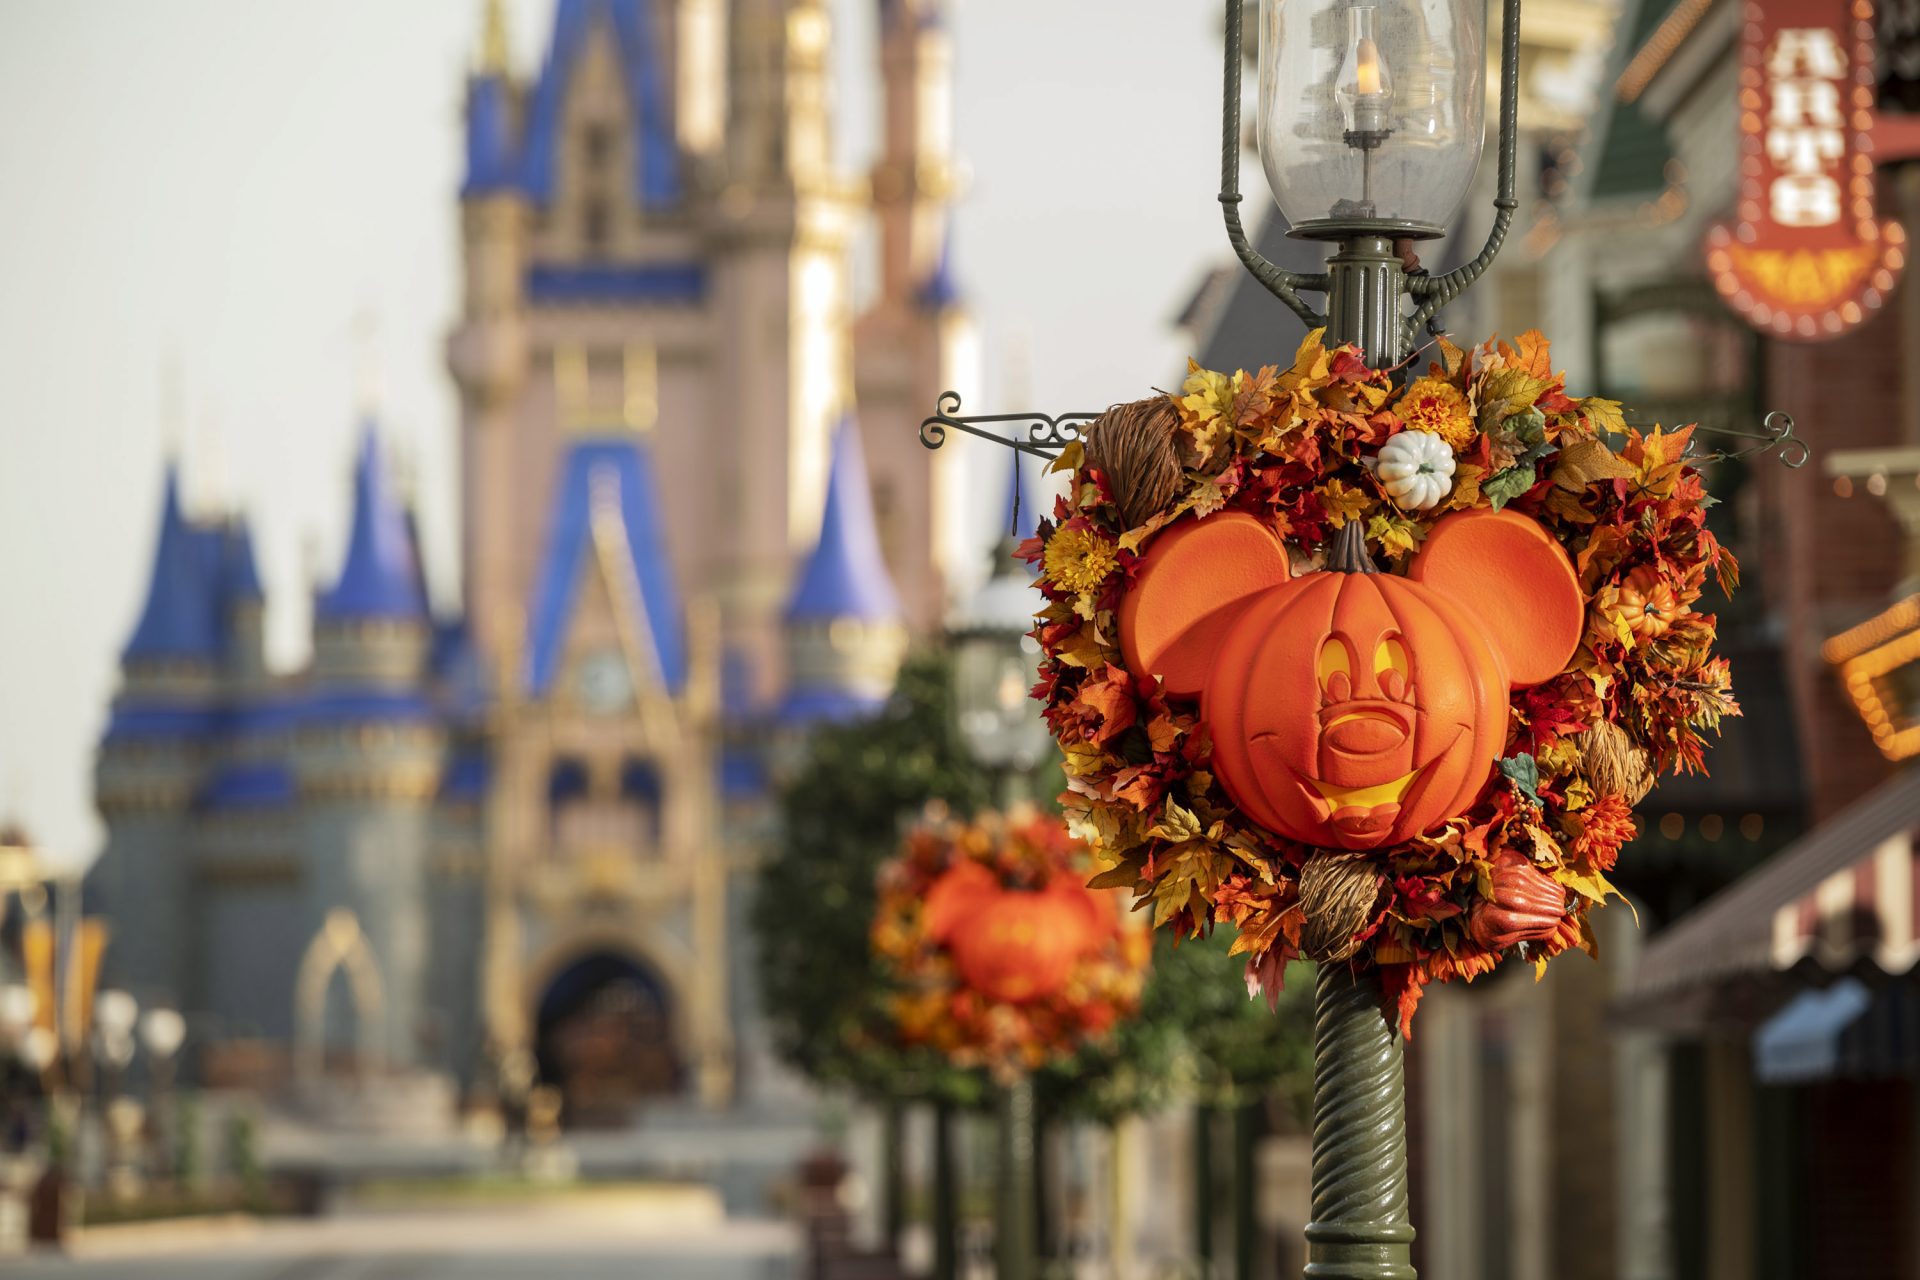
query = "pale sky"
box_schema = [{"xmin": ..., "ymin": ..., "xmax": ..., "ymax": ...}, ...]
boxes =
[{"xmin": 0, "ymin": 0, "xmax": 1243, "ymax": 871}]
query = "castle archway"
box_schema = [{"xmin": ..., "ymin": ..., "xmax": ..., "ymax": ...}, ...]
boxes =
[{"xmin": 534, "ymin": 950, "xmax": 680, "ymax": 1127}]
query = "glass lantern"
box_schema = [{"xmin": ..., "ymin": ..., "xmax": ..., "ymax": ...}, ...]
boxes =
[
  {"xmin": 1257, "ymin": 0, "xmax": 1485, "ymax": 238},
  {"xmin": 949, "ymin": 569, "xmax": 1051, "ymax": 775}
]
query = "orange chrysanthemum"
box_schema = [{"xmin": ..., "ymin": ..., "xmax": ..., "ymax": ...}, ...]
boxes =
[
  {"xmin": 1568, "ymin": 792, "xmax": 1637, "ymax": 872},
  {"xmin": 1397, "ymin": 377, "xmax": 1475, "ymax": 449}
]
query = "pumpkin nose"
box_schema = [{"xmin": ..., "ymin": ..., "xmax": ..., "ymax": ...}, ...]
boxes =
[{"xmin": 1322, "ymin": 707, "xmax": 1410, "ymax": 754}]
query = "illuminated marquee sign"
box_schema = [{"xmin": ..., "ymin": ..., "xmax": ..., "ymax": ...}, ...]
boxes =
[{"xmin": 1706, "ymin": 0, "xmax": 1909, "ymax": 339}]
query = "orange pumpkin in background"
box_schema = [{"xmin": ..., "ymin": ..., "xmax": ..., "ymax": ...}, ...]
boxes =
[
  {"xmin": 922, "ymin": 859, "xmax": 1116, "ymax": 1004},
  {"xmin": 1120, "ymin": 508, "xmax": 1585, "ymax": 850}
]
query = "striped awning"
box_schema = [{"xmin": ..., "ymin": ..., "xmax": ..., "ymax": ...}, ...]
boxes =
[{"xmin": 1627, "ymin": 769, "xmax": 1920, "ymax": 1005}]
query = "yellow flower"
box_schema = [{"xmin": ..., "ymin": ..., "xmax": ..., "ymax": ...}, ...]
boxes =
[
  {"xmin": 1398, "ymin": 377, "xmax": 1475, "ymax": 449},
  {"xmin": 1044, "ymin": 523, "xmax": 1121, "ymax": 594}
]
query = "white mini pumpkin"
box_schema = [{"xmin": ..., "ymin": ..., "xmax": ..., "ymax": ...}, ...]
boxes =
[{"xmin": 1376, "ymin": 429, "xmax": 1456, "ymax": 510}]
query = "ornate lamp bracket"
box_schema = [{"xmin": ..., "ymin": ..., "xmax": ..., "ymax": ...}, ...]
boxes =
[{"xmin": 918, "ymin": 392, "xmax": 1100, "ymax": 463}]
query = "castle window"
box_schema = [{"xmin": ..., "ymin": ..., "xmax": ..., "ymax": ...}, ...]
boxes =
[
  {"xmin": 583, "ymin": 123, "xmax": 615, "ymax": 174},
  {"xmin": 583, "ymin": 198, "xmax": 612, "ymax": 257}
]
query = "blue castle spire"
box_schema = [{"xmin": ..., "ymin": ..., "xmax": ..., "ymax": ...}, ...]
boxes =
[
  {"xmin": 917, "ymin": 228, "xmax": 962, "ymax": 311},
  {"xmin": 123, "ymin": 465, "xmax": 222, "ymax": 663},
  {"xmin": 787, "ymin": 418, "xmax": 903, "ymax": 624},
  {"xmin": 516, "ymin": 0, "xmax": 681, "ymax": 210},
  {"xmin": 462, "ymin": 72, "xmax": 520, "ymax": 197},
  {"xmin": 223, "ymin": 518, "xmax": 263, "ymax": 601},
  {"xmin": 316, "ymin": 426, "xmax": 427, "ymax": 624}
]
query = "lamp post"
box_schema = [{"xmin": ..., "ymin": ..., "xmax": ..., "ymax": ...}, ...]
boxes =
[
  {"xmin": 923, "ymin": 3, "xmax": 1529, "ymax": 1276},
  {"xmin": 947, "ymin": 458, "xmax": 1051, "ymax": 1280},
  {"xmin": 138, "ymin": 1009, "xmax": 186, "ymax": 1183}
]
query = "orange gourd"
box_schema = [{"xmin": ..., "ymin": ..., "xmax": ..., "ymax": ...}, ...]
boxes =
[
  {"xmin": 922, "ymin": 860, "xmax": 1115, "ymax": 1004},
  {"xmin": 1615, "ymin": 565, "xmax": 1678, "ymax": 640},
  {"xmin": 1119, "ymin": 508, "xmax": 1585, "ymax": 850},
  {"xmin": 1467, "ymin": 849, "xmax": 1569, "ymax": 950}
]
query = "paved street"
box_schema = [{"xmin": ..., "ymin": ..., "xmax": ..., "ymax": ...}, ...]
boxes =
[{"xmin": 11, "ymin": 1190, "xmax": 800, "ymax": 1280}]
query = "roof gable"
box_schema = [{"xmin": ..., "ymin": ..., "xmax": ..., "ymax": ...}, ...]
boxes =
[
  {"xmin": 526, "ymin": 437, "xmax": 686, "ymax": 695},
  {"xmin": 515, "ymin": 0, "xmax": 682, "ymax": 210}
]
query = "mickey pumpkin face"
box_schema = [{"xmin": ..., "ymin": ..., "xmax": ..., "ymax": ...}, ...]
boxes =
[{"xmin": 1119, "ymin": 509, "xmax": 1584, "ymax": 850}]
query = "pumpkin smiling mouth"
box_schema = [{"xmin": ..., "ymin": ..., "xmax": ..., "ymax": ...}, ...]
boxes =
[{"xmin": 1305, "ymin": 768, "xmax": 1422, "ymax": 812}]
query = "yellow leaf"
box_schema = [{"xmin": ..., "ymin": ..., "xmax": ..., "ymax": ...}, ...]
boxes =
[
  {"xmin": 1050, "ymin": 440, "xmax": 1085, "ymax": 476},
  {"xmin": 1366, "ymin": 511, "xmax": 1425, "ymax": 561},
  {"xmin": 1149, "ymin": 797, "xmax": 1205, "ymax": 844},
  {"xmin": 1578, "ymin": 396, "xmax": 1628, "ymax": 437},
  {"xmin": 1318, "ymin": 478, "xmax": 1373, "ymax": 528},
  {"xmin": 1447, "ymin": 463, "xmax": 1487, "ymax": 510},
  {"xmin": 1189, "ymin": 476, "xmax": 1227, "ymax": 519},
  {"xmin": 1476, "ymin": 368, "xmax": 1551, "ymax": 431},
  {"xmin": 1430, "ymin": 334, "xmax": 1468, "ymax": 379},
  {"xmin": 1550, "ymin": 438, "xmax": 1638, "ymax": 491}
]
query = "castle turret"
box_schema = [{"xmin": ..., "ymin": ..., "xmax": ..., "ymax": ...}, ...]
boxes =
[
  {"xmin": 295, "ymin": 424, "xmax": 442, "ymax": 1075},
  {"xmin": 708, "ymin": 0, "xmax": 858, "ymax": 706},
  {"xmin": 93, "ymin": 464, "xmax": 222, "ymax": 1011},
  {"xmin": 780, "ymin": 418, "xmax": 908, "ymax": 724},
  {"xmin": 853, "ymin": 0, "xmax": 971, "ymax": 632}
]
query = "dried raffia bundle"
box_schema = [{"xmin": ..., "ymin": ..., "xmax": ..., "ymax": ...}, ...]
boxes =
[
  {"xmin": 1297, "ymin": 851, "xmax": 1387, "ymax": 963},
  {"xmin": 1083, "ymin": 396, "xmax": 1181, "ymax": 531},
  {"xmin": 1580, "ymin": 720, "xmax": 1654, "ymax": 805}
]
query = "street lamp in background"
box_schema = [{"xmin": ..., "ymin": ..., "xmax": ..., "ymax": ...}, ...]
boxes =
[
  {"xmin": 948, "ymin": 453, "xmax": 1053, "ymax": 803},
  {"xmin": 139, "ymin": 1008, "xmax": 187, "ymax": 1182},
  {"xmin": 945, "ymin": 453, "xmax": 1055, "ymax": 1280}
]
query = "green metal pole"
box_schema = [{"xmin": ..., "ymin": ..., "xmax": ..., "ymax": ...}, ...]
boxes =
[
  {"xmin": 996, "ymin": 1073, "xmax": 1037, "ymax": 1280},
  {"xmin": 1194, "ymin": 1102, "xmax": 1215, "ymax": 1270},
  {"xmin": 1032, "ymin": 1098, "xmax": 1052, "ymax": 1263},
  {"xmin": 934, "ymin": 1100, "xmax": 959, "ymax": 1280},
  {"xmin": 882, "ymin": 1098, "xmax": 906, "ymax": 1255},
  {"xmin": 1302, "ymin": 964, "xmax": 1415, "ymax": 1279},
  {"xmin": 1233, "ymin": 1099, "xmax": 1259, "ymax": 1280}
]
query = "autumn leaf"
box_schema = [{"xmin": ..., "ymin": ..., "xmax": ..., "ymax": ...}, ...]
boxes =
[
  {"xmin": 1554, "ymin": 866, "xmax": 1638, "ymax": 923},
  {"xmin": 1476, "ymin": 369, "xmax": 1552, "ymax": 432},
  {"xmin": 1447, "ymin": 463, "xmax": 1487, "ymax": 510},
  {"xmin": 1189, "ymin": 476, "xmax": 1228, "ymax": 519},
  {"xmin": 1504, "ymin": 329, "xmax": 1554, "ymax": 379},
  {"xmin": 1050, "ymin": 440, "xmax": 1084, "ymax": 476},
  {"xmin": 1543, "ymin": 487, "xmax": 1599, "ymax": 524},
  {"xmin": 1550, "ymin": 438, "xmax": 1638, "ymax": 491},
  {"xmin": 1148, "ymin": 797, "xmax": 1205, "ymax": 844},
  {"xmin": 1318, "ymin": 477, "xmax": 1373, "ymax": 527},
  {"xmin": 1367, "ymin": 511, "xmax": 1426, "ymax": 561},
  {"xmin": 1430, "ymin": 333, "xmax": 1469, "ymax": 380},
  {"xmin": 1483, "ymin": 465, "xmax": 1537, "ymax": 510},
  {"xmin": 1577, "ymin": 396, "xmax": 1628, "ymax": 436}
]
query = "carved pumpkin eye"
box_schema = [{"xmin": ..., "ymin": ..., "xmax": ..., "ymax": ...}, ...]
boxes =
[
  {"xmin": 1375, "ymin": 636, "xmax": 1408, "ymax": 678},
  {"xmin": 1317, "ymin": 637, "xmax": 1351, "ymax": 690}
]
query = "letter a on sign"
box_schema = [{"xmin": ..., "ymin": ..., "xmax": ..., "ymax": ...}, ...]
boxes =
[{"xmin": 1705, "ymin": 0, "xmax": 1908, "ymax": 339}]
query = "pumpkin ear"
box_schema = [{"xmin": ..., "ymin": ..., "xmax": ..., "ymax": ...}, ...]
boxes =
[
  {"xmin": 1119, "ymin": 513, "xmax": 1292, "ymax": 699},
  {"xmin": 923, "ymin": 860, "xmax": 998, "ymax": 943},
  {"xmin": 1409, "ymin": 509, "xmax": 1583, "ymax": 688}
]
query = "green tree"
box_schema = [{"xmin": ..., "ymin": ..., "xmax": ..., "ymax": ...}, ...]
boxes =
[{"xmin": 754, "ymin": 650, "xmax": 992, "ymax": 1107}]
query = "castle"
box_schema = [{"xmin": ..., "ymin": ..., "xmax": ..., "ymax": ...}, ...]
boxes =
[{"xmin": 88, "ymin": 0, "xmax": 973, "ymax": 1120}]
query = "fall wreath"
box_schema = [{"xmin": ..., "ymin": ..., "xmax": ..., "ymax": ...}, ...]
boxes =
[
  {"xmin": 1025, "ymin": 329, "xmax": 1737, "ymax": 1032},
  {"xmin": 872, "ymin": 808, "xmax": 1151, "ymax": 1075}
]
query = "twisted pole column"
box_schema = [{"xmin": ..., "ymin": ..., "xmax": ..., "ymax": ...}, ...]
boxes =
[{"xmin": 1303, "ymin": 963, "xmax": 1416, "ymax": 1279}]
